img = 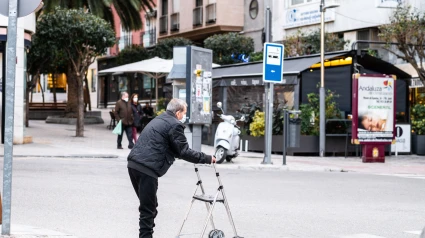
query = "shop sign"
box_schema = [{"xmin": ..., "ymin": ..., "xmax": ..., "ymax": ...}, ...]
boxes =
[
  {"xmin": 352, "ymin": 74, "xmax": 396, "ymax": 144},
  {"xmin": 390, "ymin": 124, "xmax": 411, "ymax": 153},
  {"xmin": 283, "ymin": 4, "xmax": 335, "ymax": 29},
  {"xmin": 409, "ymin": 78, "xmax": 424, "ymax": 88}
]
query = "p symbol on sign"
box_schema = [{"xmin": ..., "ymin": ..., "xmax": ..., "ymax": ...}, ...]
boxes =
[{"xmin": 395, "ymin": 126, "xmax": 403, "ymax": 138}]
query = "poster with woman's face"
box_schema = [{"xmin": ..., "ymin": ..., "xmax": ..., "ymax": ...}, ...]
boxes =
[{"xmin": 353, "ymin": 74, "xmax": 395, "ymax": 143}]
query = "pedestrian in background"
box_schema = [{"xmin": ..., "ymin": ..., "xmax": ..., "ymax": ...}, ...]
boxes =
[
  {"xmin": 127, "ymin": 98, "xmax": 216, "ymax": 238},
  {"xmin": 130, "ymin": 93, "xmax": 143, "ymax": 144},
  {"xmin": 114, "ymin": 92, "xmax": 134, "ymax": 149},
  {"xmin": 143, "ymin": 102, "xmax": 154, "ymax": 117}
]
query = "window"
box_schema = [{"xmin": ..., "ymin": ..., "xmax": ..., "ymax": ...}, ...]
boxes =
[
  {"xmin": 162, "ymin": 0, "xmax": 168, "ymax": 15},
  {"xmin": 249, "ymin": 0, "xmax": 258, "ymax": 19},
  {"xmin": 196, "ymin": 0, "xmax": 203, "ymax": 7},
  {"xmin": 291, "ymin": 0, "xmax": 316, "ymax": 6},
  {"xmin": 173, "ymin": 0, "xmax": 179, "ymax": 13}
]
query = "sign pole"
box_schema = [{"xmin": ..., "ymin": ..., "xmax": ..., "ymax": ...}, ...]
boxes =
[
  {"xmin": 263, "ymin": 6, "xmax": 272, "ymax": 164},
  {"xmin": 3, "ymin": 0, "xmax": 18, "ymax": 234}
]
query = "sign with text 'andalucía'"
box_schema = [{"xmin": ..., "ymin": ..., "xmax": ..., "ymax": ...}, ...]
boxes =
[{"xmin": 263, "ymin": 43, "xmax": 284, "ymax": 84}]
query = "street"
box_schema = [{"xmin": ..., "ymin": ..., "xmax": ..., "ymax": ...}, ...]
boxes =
[{"xmin": 1, "ymin": 156, "xmax": 424, "ymax": 238}]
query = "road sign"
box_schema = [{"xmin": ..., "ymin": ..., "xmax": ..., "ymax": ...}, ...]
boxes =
[
  {"xmin": 0, "ymin": 0, "xmax": 42, "ymax": 18},
  {"xmin": 263, "ymin": 43, "xmax": 284, "ymax": 83}
]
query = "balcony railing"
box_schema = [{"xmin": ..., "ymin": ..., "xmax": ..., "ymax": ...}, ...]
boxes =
[
  {"xmin": 206, "ymin": 3, "xmax": 216, "ymax": 24},
  {"xmin": 159, "ymin": 15, "xmax": 168, "ymax": 34},
  {"xmin": 170, "ymin": 13, "xmax": 180, "ymax": 32},
  {"xmin": 193, "ymin": 6, "xmax": 203, "ymax": 26},
  {"xmin": 141, "ymin": 28, "xmax": 157, "ymax": 47}
]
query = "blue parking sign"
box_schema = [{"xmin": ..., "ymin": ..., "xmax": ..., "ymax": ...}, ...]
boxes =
[{"xmin": 263, "ymin": 43, "xmax": 284, "ymax": 83}]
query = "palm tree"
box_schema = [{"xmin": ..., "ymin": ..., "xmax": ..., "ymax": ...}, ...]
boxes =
[{"xmin": 43, "ymin": 0, "xmax": 156, "ymax": 31}]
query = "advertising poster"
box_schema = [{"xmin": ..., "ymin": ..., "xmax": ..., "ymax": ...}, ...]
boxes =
[{"xmin": 352, "ymin": 74, "xmax": 396, "ymax": 144}]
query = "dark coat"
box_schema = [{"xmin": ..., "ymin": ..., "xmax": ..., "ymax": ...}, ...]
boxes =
[
  {"xmin": 114, "ymin": 99, "xmax": 134, "ymax": 126},
  {"xmin": 131, "ymin": 103, "xmax": 143, "ymax": 128},
  {"xmin": 127, "ymin": 110, "xmax": 212, "ymax": 177}
]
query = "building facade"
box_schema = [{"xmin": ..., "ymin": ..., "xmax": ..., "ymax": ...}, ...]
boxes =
[
  {"xmin": 0, "ymin": 13, "xmax": 36, "ymax": 144},
  {"xmin": 156, "ymin": 0, "xmax": 244, "ymax": 44}
]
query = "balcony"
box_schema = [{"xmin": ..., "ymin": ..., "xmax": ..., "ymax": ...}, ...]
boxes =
[
  {"xmin": 206, "ymin": 3, "xmax": 216, "ymax": 24},
  {"xmin": 170, "ymin": 13, "xmax": 180, "ymax": 32},
  {"xmin": 159, "ymin": 15, "xmax": 168, "ymax": 34},
  {"xmin": 193, "ymin": 6, "xmax": 203, "ymax": 27}
]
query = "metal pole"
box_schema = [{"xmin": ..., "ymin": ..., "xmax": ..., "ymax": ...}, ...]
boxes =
[
  {"xmin": 3, "ymin": 0, "xmax": 18, "ymax": 235},
  {"xmin": 282, "ymin": 110, "xmax": 288, "ymax": 165},
  {"xmin": 262, "ymin": 6, "xmax": 273, "ymax": 164},
  {"xmin": 319, "ymin": 0, "xmax": 326, "ymax": 157}
]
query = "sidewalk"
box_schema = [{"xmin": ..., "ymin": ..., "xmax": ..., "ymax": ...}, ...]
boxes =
[
  {"xmin": 0, "ymin": 109, "xmax": 424, "ymax": 237},
  {"xmin": 0, "ymin": 224, "xmax": 77, "ymax": 238},
  {"xmin": 0, "ymin": 108, "xmax": 422, "ymax": 176}
]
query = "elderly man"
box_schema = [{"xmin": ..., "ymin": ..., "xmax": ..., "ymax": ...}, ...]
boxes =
[
  {"xmin": 127, "ymin": 98, "xmax": 216, "ymax": 238},
  {"xmin": 114, "ymin": 92, "xmax": 134, "ymax": 149}
]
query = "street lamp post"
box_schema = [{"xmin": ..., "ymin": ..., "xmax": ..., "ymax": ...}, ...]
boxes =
[{"xmin": 319, "ymin": 0, "xmax": 339, "ymax": 157}]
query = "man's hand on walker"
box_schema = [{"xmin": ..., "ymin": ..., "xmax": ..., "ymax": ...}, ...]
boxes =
[{"xmin": 211, "ymin": 156, "xmax": 216, "ymax": 164}]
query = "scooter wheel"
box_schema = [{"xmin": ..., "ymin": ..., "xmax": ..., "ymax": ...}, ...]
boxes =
[
  {"xmin": 215, "ymin": 147, "xmax": 227, "ymax": 164},
  {"xmin": 225, "ymin": 157, "xmax": 232, "ymax": 162},
  {"xmin": 209, "ymin": 229, "xmax": 225, "ymax": 238}
]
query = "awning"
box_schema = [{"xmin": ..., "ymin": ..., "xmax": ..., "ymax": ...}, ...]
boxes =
[{"xmin": 211, "ymin": 51, "xmax": 348, "ymax": 86}]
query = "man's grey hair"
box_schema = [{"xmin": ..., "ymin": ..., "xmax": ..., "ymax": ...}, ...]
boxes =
[
  {"xmin": 121, "ymin": 92, "xmax": 128, "ymax": 98},
  {"xmin": 167, "ymin": 98, "xmax": 187, "ymax": 113}
]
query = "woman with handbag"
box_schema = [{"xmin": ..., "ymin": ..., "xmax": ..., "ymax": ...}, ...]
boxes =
[{"xmin": 130, "ymin": 93, "xmax": 143, "ymax": 144}]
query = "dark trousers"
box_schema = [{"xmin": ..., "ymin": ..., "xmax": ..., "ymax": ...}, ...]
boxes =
[
  {"xmin": 118, "ymin": 124, "xmax": 134, "ymax": 147},
  {"xmin": 128, "ymin": 168, "xmax": 158, "ymax": 238}
]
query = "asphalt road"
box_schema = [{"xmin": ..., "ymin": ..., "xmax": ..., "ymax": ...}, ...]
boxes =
[{"xmin": 1, "ymin": 157, "xmax": 424, "ymax": 238}]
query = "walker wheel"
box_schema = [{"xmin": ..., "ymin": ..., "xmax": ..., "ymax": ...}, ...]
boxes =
[{"xmin": 208, "ymin": 229, "xmax": 225, "ymax": 238}]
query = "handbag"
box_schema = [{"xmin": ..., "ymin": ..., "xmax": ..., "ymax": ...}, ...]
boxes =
[{"xmin": 112, "ymin": 120, "xmax": 123, "ymax": 135}]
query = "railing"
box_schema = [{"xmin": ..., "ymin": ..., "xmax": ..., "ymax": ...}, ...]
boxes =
[
  {"xmin": 170, "ymin": 13, "xmax": 180, "ymax": 31},
  {"xmin": 193, "ymin": 6, "xmax": 203, "ymax": 26},
  {"xmin": 159, "ymin": 15, "xmax": 168, "ymax": 34},
  {"xmin": 206, "ymin": 3, "xmax": 216, "ymax": 24}
]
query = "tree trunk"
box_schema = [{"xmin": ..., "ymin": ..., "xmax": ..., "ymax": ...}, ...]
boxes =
[
  {"xmin": 76, "ymin": 74, "xmax": 85, "ymax": 137},
  {"xmin": 38, "ymin": 76, "xmax": 45, "ymax": 103},
  {"xmin": 65, "ymin": 68, "xmax": 78, "ymax": 118},
  {"xmin": 52, "ymin": 73, "xmax": 57, "ymax": 103}
]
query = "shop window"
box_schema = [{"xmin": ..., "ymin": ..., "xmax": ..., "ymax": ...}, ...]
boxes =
[
  {"xmin": 141, "ymin": 75, "xmax": 156, "ymax": 100},
  {"xmin": 249, "ymin": 0, "xmax": 258, "ymax": 19},
  {"xmin": 118, "ymin": 76, "xmax": 128, "ymax": 92}
]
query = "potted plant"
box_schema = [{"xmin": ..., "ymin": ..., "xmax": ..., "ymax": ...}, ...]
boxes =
[{"xmin": 411, "ymin": 103, "xmax": 425, "ymax": 155}]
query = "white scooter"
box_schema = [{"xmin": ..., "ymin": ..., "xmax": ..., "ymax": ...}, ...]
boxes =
[{"xmin": 214, "ymin": 102, "xmax": 245, "ymax": 164}]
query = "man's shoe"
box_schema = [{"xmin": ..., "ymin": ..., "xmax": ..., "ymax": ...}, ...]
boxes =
[
  {"xmin": 117, "ymin": 146, "xmax": 123, "ymax": 149},
  {"xmin": 128, "ymin": 144, "xmax": 134, "ymax": 149}
]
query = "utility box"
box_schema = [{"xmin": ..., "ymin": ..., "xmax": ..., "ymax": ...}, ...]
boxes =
[
  {"xmin": 169, "ymin": 46, "xmax": 213, "ymax": 124},
  {"xmin": 168, "ymin": 46, "xmax": 213, "ymax": 151}
]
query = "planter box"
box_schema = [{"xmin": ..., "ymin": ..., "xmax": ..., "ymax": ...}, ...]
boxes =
[{"xmin": 240, "ymin": 134, "xmax": 360, "ymax": 156}]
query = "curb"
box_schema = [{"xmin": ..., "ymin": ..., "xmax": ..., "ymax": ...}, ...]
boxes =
[{"xmin": 0, "ymin": 155, "xmax": 119, "ymax": 159}]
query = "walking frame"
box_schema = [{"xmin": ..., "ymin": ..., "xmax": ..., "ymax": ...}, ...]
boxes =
[{"xmin": 176, "ymin": 163, "xmax": 243, "ymax": 238}]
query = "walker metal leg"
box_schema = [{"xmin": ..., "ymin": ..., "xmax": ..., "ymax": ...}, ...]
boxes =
[
  {"xmin": 177, "ymin": 198, "xmax": 196, "ymax": 237},
  {"xmin": 200, "ymin": 191, "xmax": 220, "ymax": 238},
  {"xmin": 205, "ymin": 203, "xmax": 216, "ymax": 230},
  {"xmin": 221, "ymin": 189, "xmax": 240, "ymax": 237}
]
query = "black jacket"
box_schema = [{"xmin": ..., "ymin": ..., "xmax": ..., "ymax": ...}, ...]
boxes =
[{"xmin": 127, "ymin": 110, "xmax": 212, "ymax": 178}]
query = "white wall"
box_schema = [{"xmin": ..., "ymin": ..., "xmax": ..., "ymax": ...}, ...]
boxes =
[
  {"xmin": 272, "ymin": 0, "xmax": 425, "ymax": 42},
  {"xmin": 0, "ymin": 12, "xmax": 36, "ymax": 144}
]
